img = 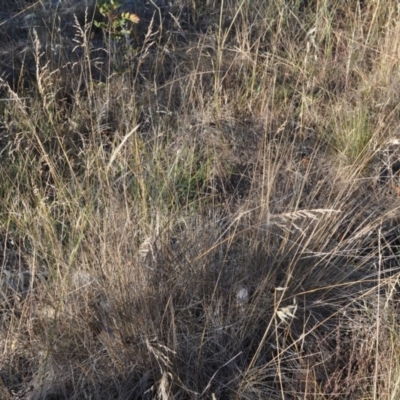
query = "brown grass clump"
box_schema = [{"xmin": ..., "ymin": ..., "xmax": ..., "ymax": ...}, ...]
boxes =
[{"xmin": 2, "ymin": 0, "xmax": 400, "ymax": 398}]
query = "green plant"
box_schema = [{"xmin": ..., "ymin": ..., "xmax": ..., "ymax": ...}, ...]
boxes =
[
  {"xmin": 329, "ymin": 108, "xmax": 375, "ymax": 165},
  {"xmin": 94, "ymin": 0, "xmax": 140, "ymax": 41}
]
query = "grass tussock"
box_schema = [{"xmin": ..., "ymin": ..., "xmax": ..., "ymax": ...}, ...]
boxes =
[{"xmin": 1, "ymin": 0, "xmax": 400, "ymax": 398}]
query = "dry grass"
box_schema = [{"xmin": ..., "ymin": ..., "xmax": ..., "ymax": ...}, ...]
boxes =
[{"xmin": 1, "ymin": 0, "xmax": 400, "ymax": 398}]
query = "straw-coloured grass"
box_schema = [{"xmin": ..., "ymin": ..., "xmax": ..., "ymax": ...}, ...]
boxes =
[{"xmin": 1, "ymin": 0, "xmax": 400, "ymax": 398}]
